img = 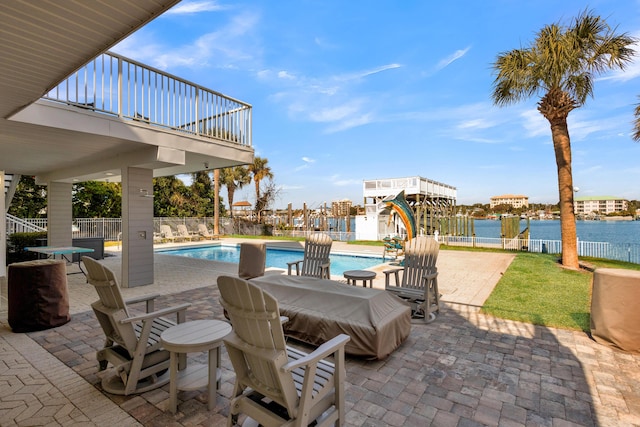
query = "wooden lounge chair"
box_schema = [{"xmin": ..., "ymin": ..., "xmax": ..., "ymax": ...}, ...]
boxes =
[
  {"xmin": 176, "ymin": 224, "xmax": 197, "ymax": 241},
  {"xmin": 159, "ymin": 224, "xmax": 179, "ymax": 243},
  {"xmin": 286, "ymin": 233, "xmax": 333, "ymax": 279},
  {"xmin": 383, "ymin": 236, "xmax": 440, "ymax": 323},
  {"xmin": 82, "ymin": 256, "xmax": 190, "ymax": 395},
  {"xmin": 198, "ymin": 223, "xmax": 219, "ymax": 240},
  {"xmin": 218, "ymin": 276, "xmax": 350, "ymax": 427}
]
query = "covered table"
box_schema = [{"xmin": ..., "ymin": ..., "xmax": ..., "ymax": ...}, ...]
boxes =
[
  {"xmin": 7, "ymin": 259, "xmax": 70, "ymax": 332},
  {"xmin": 249, "ymin": 275, "xmax": 411, "ymax": 359},
  {"xmin": 590, "ymin": 268, "xmax": 640, "ymax": 353}
]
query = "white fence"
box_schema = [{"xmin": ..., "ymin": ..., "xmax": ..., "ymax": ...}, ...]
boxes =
[
  {"xmin": 438, "ymin": 235, "xmax": 640, "ymax": 264},
  {"xmin": 6, "ymin": 216, "xmax": 640, "ymax": 264}
]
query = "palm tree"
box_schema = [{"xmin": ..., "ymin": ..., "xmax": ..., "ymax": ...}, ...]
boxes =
[
  {"xmin": 633, "ymin": 98, "xmax": 640, "ymax": 141},
  {"xmin": 491, "ymin": 10, "xmax": 636, "ymax": 269},
  {"xmin": 248, "ymin": 156, "xmax": 273, "ymax": 222},
  {"xmin": 219, "ymin": 166, "xmax": 250, "ymax": 217}
]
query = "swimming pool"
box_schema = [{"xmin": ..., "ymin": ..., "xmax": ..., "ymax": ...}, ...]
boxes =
[{"xmin": 159, "ymin": 245, "xmax": 384, "ymax": 276}]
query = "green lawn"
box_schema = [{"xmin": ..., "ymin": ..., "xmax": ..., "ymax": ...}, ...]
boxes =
[{"xmin": 481, "ymin": 252, "xmax": 640, "ymax": 332}]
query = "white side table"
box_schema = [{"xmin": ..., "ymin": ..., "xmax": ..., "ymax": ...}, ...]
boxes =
[{"xmin": 161, "ymin": 319, "xmax": 232, "ymax": 413}]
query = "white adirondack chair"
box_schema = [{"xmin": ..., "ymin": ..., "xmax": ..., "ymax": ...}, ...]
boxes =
[
  {"xmin": 383, "ymin": 236, "xmax": 440, "ymax": 322},
  {"xmin": 82, "ymin": 256, "xmax": 190, "ymax": 395},
  {"xmin": 218, "ymin": 275, "xmax": 350, "ymax": 427},
  {"xmin": 286, "ymin": 233, "xmax": 333, "ymax": 279}
]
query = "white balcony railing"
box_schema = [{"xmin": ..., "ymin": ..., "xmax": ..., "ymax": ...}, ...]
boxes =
[{"xmin": 43, "ymin": 52, "xmax": 252, "ymax": 147}]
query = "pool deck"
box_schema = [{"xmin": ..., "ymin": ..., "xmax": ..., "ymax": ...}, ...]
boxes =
[{"xmin": 1, "ymin": 238, "xmax": 639, "ymax": 426}]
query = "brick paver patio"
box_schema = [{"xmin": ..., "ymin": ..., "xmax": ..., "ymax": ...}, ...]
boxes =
[{"xmin": 1, "ymin": 241, "xmax": 639, "ymax": 426}]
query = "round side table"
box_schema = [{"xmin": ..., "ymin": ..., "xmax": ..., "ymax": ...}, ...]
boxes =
[
  {"xmin": 161, "ymin": 319, "xmax": 232, "ymax": 413},
  {"xmin": 343, "ymin": 270, "xmax": 376, "ymax": 288}
]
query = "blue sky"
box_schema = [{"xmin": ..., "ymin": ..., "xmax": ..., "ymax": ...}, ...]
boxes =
[{"xmin": 114, "ymin": 0, "xmax": 640, "ymax": 209}]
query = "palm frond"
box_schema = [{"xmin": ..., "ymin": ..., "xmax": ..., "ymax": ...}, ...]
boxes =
[
  {"xmin": 492, "ymin": 9, "xmax": 637, "ymax": 110},
  {"xmin": 633, "ymin": 99, "xmax": 640, "ymax": 142}
]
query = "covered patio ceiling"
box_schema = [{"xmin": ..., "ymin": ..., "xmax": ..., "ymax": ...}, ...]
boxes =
[{"xmin": 0, "ymin": 0, "xmax": 252, "ymax": 182}]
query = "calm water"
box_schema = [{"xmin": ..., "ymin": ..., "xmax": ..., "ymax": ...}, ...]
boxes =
[
  {"xmin": 159, "ymin": 245, "xmax": 383, "ymax": 276},
  {"xmin": 472, "ymin": 219, "xmax": 640, "ymax": 245}
]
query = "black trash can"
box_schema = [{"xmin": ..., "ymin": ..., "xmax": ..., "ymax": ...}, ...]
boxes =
[{"xmin": 71, "ymin": 237, "xmax": 104, "ymax": 262}]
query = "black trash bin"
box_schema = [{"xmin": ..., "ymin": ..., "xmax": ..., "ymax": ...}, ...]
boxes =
[{"xmin": 71, "ymin": 237, "xmax": 104, "ymax": 262}]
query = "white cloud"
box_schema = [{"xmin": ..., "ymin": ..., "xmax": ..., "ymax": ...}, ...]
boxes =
[
  {"xmin": 520, "ymin": 109, "xmax": 549, "ymax": 137},
  {"xmin": 309, "ymin": 101, "xmax": 362, "ymax": 123},
  {"xmin": 343, "ymin": 64, "xmax": 402, "ymax": 81},
  {"xmin": 278, "ymin": 71, "xmax": 296, "ymax": 80},
  {"xmin": 264, "ymin": 63, "xmax": 402, "ymax": 132},
  {"xmin": 597, "ymin": 58, "xmax": 640, "ymax": 82},
  {"xmin": 113, "ymin": 11, "xmax": 260, "ymax": 71},
  {"xmin": 314, "ymin": 37, "xmax": 338, "ymax": 49},
  {"xmin": 457, "ymin": 136, "xmax": 502, "ymax": 144},
  {"xmin": 326, "ymin": 114, "xmax": 373, "ymax": 133},
  {"xmin": 166, "ymin": 1, "xmax": 228, "ymax": 14},
  {"xmin": 567, "ymin": 119, "xmax": 608, "ymax": 141},
  {"xmin": 457, "ymin": 118, "xmax": 495, "ymax": 130},
  {"xmin": 294, "ymin": 157, "xmax": 315, "ymax": 171},
  {"xmin": 435, "ymin": 47, "xmax": 471, "ymax": 71}
]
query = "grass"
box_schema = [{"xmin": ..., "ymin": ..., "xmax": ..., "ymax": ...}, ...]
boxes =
[{"xmin": 481, "ymin": 252, "xmax": 640, "ymax": 332}]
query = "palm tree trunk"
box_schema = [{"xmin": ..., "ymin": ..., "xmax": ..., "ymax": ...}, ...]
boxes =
[
  {"xmin": 214, "ymin": 169, "xmax": 220, "ymax": 235},
  {"xmin": 254, "ymin": 180, "xmax": 261, "ymax": 223},
  {"xmin": 550, "ymin": 118, "xmax": 579, "ymax": 269},
  {"xmin": 227, "ymin": 187, "xmax": 235, "ymax": 218}
]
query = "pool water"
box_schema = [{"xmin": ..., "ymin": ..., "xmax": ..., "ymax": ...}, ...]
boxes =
[{"xmin": 159, "ymin": 245, "xmax": 383, "ymax": 276}]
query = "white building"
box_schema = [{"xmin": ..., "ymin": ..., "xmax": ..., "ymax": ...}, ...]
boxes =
[
  {"xmin": 356, "ymin": 176, "xmax": 456, "ymax": 241},
  {"xmin": 490, "ymin": 194, "xmax": 529, "ymax": 209},
  {"xmin": 574, "ymin": 196, "xmax": 628, "ymax": 215}
]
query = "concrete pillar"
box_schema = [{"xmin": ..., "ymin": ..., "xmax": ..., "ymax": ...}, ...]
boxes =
[
  {"xmin": 47, "ymin": 182, "xmax": 72, "ymax": 247},
  {"xmin": 121, "ymin": 167, "xmax": 154, "ymax": 287},
  {"xmin": 0, "ymin": 172, "xmax": 6, "ymax": 278}
]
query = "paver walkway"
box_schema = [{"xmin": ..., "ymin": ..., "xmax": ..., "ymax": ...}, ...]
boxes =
[{"xmin": 1, "ymin": 239, "xmax": 639, "ymax": 426}]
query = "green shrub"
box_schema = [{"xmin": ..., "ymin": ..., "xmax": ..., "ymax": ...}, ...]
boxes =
[{"xmin": 7, "ymin": 231, "xmax": 48, "ymax": 264}]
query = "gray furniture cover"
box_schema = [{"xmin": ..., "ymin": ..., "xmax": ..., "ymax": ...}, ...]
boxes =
[
  {"xmin": 249, "ymin": 275, "xmax": 411, "ymax": 359},
  {"xmin": 590, "ymin": 268, "xmax": 640, "ymax": 353},
  {"xmin": 238, "ymin": 242, "xmax": 266, "ymax": 280}
]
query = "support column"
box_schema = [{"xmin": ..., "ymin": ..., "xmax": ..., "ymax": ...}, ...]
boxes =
[
  {"xmin": 122, "ymin": 167, "xmax": 154, "ymax": 287},
  {"xmin": 48, "ymin": 182, "xmax": 73, "ymax": 247},
  {"xmin": 0, "ymin": 172, "xmax": 6, "ymax": 278}
]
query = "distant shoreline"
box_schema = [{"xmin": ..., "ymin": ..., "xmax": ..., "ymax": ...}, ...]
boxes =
[{"xmin": 474, "ymin": 216, "xmax": 636, "ymax": 222}]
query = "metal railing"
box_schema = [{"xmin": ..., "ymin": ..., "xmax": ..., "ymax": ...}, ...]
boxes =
[
  {"xmin": 438, "ymin": 235, "xmax": 640, "ymax": 264},
  {"xmin": 273, "ymin": 229, "xmax": 357, "ymax": 242},
  {"xmin": 6, "ymin": 214, "xmax": 46, "ymax": 234},
  {"xmin": 6, "ymin": 216, "xmax": 640, "ymax": 264},
  {"xmin": 43, "ymin": 51, "xmax": 252, "ymax": 147}
]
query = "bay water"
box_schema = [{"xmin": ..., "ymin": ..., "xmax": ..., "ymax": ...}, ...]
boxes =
[{"xmin": 472, "ymin": 219, "xmax": 640, "ymax": 245}]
